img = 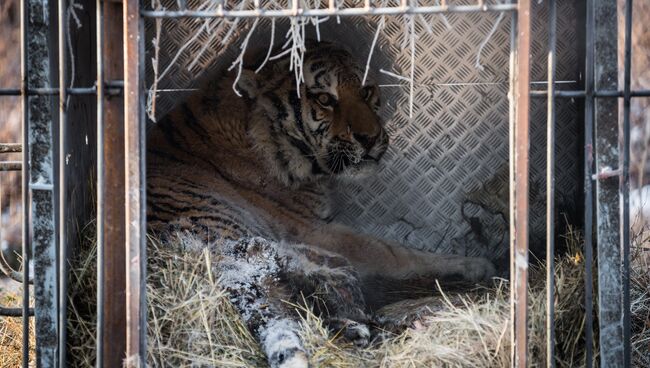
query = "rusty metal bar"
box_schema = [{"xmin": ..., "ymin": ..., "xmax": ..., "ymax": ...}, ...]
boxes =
[
  {"xmin": 583, "ymin": 0, "xmax": 596, "ymax": 366},
  {"xmin": 58, "ymin": 0, "xmax": 69, "ymax": 365},
  {"xmin": 621, "ymin": 0, "xmax": 633, "ymax": 366},
  {"xmin": 100, "ymin": 0, "xmax": 127, "ymax": 366},
  {"xmin": 593, "ymin": 0, "xmax": 623, "ymax": 365},
  {"xmin": 511, "ymin": 1, "xmax": 531, "ymax": 367},
  {"xmin": 0, "ymin": 161, "xmax": 22, "ymax": 171},
  {"xmin": 530, "ymin": 88, "xmax": 650, "ymax": 98},
  {"xmin": 545, "ymin": 1, "xmax": 557, "ymax": 366},
  {"xmin": 140, "ymin": 3, "xmax": 518, "ymax": 18},
  {"xmin": 0, "ymin": 143, "xmax": 22, "ymax": 153},
  {"xmin": 5, "ymin": 84, "xmax": 650, "ymax": 98},
  {"xmin": 20, "ymin": 0, "xmax": 30, "ymax": 366},
  {"xmin": 0, "ymin": 87, "xmax": 96, "ymax": 96},
  {"xmin": 6, "ymin": 85, "xmax": 650, "ymax": 99},
  {"xmin": 124, "ymin": 0, "xmax": 147, "ymax": 365},
  {"xmin": 507, "ymin": 5, "xmax": 516, "ymax": 367},
  {"xmin": 96, "ymin": 0, "xmax": 106, "ymax": 365},
  {"xmin": 0, "ymin": 85, "xmax": 126, "ymax": 96}
]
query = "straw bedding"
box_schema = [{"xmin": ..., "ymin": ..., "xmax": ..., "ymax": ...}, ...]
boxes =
[
  {"xmin": 56, "ymin": 223, "xmax": 650, "ymax": 367},
  {"xmin": 1, "ymin": 223, "xmax": 648, "ymax": 367},
  {"xmin": 0, "ymin": 291, "xmax": 35, "ymax": 367}
]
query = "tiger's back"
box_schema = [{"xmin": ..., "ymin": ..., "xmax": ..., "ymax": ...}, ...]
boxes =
[{"xmin": 146, "ymin": 72, "xmax": 334, "ymax": 245}]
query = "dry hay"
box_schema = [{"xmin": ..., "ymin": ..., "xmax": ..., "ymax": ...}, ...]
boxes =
[
  {"xmin": 57, "ymin": 221, "xmax": 650, "ymax": 367},
  {"xmin": 0, "ymin": 289, "xmax": 35, "ymax": 367}
]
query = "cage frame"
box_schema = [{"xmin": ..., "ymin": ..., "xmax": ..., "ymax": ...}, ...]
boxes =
[{"xmin": 0, "ymin": 0, "xmax": 647, "ymax": 367}]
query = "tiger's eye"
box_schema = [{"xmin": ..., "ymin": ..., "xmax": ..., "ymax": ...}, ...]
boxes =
[{"xmin": 317, "ymin": 93, "xmax": 333, "ymax": 106}]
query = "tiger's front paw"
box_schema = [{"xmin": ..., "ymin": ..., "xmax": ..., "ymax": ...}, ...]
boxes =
[
  {"xmin": 262, "ymin": 319, "xmax": 310, "ymax": 368},
  {"xmin": 327, "ymin": 318, "xmax": 371, "ymax": 347},
  {"xmin": 269, "ymin": 348, "xmax": 310, "ymax": 368}
]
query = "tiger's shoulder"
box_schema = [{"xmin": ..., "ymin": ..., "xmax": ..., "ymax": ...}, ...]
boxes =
[{"xmin": 146, "ymin": 70, "xmax": 333, "ymax": 239}]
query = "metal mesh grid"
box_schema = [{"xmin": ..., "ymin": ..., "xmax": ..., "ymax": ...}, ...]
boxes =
[{"xmin": 144, "ymin": 0, "xmax": 582, "ymax": 260}]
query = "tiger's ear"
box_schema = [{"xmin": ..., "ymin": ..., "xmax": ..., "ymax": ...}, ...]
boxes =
[{"xmin": 235, "ymin": 69, "xmax": 259, "ymax": 99}]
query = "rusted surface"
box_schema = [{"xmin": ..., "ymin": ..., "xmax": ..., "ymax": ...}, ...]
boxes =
[
  {"xmin": 511, "ymin": 1, "xmax": 531, "ymax": 367},
  {"xmin": 100, "ymin": 0, "xmax": 127, "ymax": 366},
  {"xmin": 124, "ymin": 0, "xmax": 147, "ymax": 365}
]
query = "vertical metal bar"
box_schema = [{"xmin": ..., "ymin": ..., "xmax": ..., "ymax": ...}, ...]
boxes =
[
  {"xmin": 124, "ymin": 0, "xmax": 147, "ymax": 365},
  {"xmin": 507, "ymin": 6, "xmax": 517, "ymax": 367},
  {"xmin": 26, "ymin": 0, "xmax": 59, "ymax": 365},
  {"xmin": 511, "ymin": 1, "xmax": 531, "ymax": 367},
  {"xmin": 96, "ymin": 0, "xmax": 105, "ymax": 366},
  {"xmin": 593, "ymin": 0, "xmax": 623, "ymax": 365},
  {"xmin": 101, "ymin": 0, "xmax": 127, "ymax": 365},
  {"xmin": 545, "ymin": 1, "xmax": 557, "ymax": 367},
  {"xmin": 58, "ymin": 0, "xmax": 69, "ymax": 365},
  {"xmin": 621, "ymin": 0, "xmax": 633, "ymax": 366},
  {"xmin": 583, "ymin": 0, "xmax": 595, "ymax": 366},
  {"xmin": 20, "ymin": 0, "xmax": 31, "ymax": 366}
]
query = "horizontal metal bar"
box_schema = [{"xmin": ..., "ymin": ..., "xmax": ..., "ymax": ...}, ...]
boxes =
[
  {"xmin": 0, "ymin": 306, "xmax": 34, "ymax": 317},
  {"xmin": 530, "ymin": 89, "xmax": 650, "ymax": 98},
  {"xmin": 106, "ymin": 80, "xmax": 124, "ymax": 88},
  {"xmin": 0, "ymin": 81, "xmax": 125, "ymax": 96},
  {"xmin": 0, "ymin": 143, "xmax": 22, "ymax": 153},
  {"xmin": 141, "ymin": 3, "xmax": 518, "ymax": 19},
  {"xmin": 0, "ymin": 87, "xmax": 96, "ymax": 96},
  {"xmin": 0, "ymin": 161, "xmax": 21, "ymax": 171},
  {"xmin": 30, "ymin": 183, "xmax": 54, "ymax": 191}
]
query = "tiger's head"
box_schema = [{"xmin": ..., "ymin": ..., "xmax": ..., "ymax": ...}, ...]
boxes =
[{"xmin": 240, "ymin": 42, "xmax": 389, "ymax": 186}]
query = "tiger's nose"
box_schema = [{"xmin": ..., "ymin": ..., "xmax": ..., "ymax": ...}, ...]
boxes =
[
  {"xmin": 353, "ymin": 132, "xmax": 378, "ymax": 151},
  {"xmin": 354, "ymin": 129, "xmax": 389, "ymax": 161}
]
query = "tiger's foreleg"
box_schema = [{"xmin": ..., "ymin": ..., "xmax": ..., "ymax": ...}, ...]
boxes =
[
  {"xmin": 306, "ymin": 224, "xmax": 497, "ymax": 282},
  {"xmin": 303, "ymin": 224, "xmax": 497, "ymax": 308},
  {"xmin": 217, "ymin": 237, "xmax": 309, "ymax": 368},
  {"xmin": 277, "ymin": 243, "xmax": 372, "ymax": 347}
]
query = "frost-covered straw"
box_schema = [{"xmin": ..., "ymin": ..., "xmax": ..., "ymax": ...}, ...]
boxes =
[
  {"xmin": 255, "ymin": 18, "xmax": 276, "ymax": 73},
  {"xmin": 475, "ymin": 9, "xmax": 505, "ymax": 71},
  {"xmin": 362, "ymin": 16, "xmax": 385, "ymax": 86},
  {"xmin": 229, "ymin": 18, "xmax": 261, "ymax": 96}
]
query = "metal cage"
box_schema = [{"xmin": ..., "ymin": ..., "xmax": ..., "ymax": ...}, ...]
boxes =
[{"xmin": 1, "ymin": 0, "xmax": 648, "ymax": 367}]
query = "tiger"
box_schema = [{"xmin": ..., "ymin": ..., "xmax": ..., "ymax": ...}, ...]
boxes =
[{"xmin": 147, "ymin": 42, "xmax": 496, "ymax": 368}]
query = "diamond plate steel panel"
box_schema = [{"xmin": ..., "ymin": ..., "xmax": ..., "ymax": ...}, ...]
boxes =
[{"xmin": 145, "ymin": 0, "xmax": 582, "ymax": 261}]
